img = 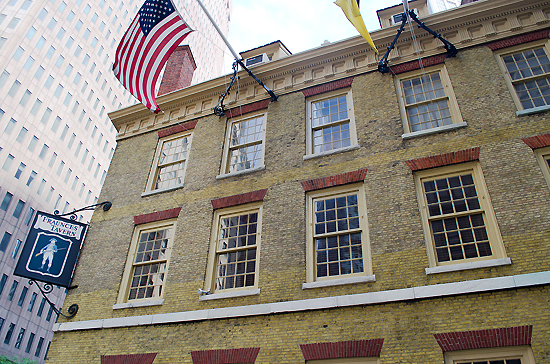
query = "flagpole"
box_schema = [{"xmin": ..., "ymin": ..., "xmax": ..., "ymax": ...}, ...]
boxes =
[
  {"xmin": 194, "ymin": 0, "xmax": 240, "ymax": 60},
  {"xmin": 194, "ymin": 0, "xmax": 278, "ymax": 102}
]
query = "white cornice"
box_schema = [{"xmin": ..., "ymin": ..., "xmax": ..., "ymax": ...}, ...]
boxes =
[{"xmin": 109, "ymin": 0, "xmax": 550, "ymax": 140}]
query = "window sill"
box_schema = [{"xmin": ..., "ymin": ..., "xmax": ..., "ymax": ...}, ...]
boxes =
[
  {"xmin": 516, "ymin": 105, "xmax": 550, "ymax": 116},
  {"xmin": 401, "ymin": 122, "xmax": 467, "ymax": 140},
  {"xmin": 198, "ymin": 288, "xmax": 260, "ymax": 301},
  {"xmin": 303, "ymin": 144, "xmax": 360, "ymax": 161},
  {"xmin": 425, "ymin": 257, "xmax": 511, "ymax": 275},
  {"xmin": 216, "ymin": 165, "xmax": 266, "ymax": 180},
  {"xmin": 113, "ymin": 299, "xmax": 164, "ymax": 310},
  {"xmin": 141, "ymin": 184, "xmax": 184, "ymax": 197},
  {"xmin": 302, "ymin": 274, "xmax": 376, "ymax": 289}
]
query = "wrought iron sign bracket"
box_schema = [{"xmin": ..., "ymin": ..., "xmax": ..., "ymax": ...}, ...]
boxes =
[
  {"xmin": 29, "ymin": 200, "xmax": 111, "ymax": 319},
  {"xmin": 29, "ymin": 279, "xmax": 78, "ymax": 319},
  {"xmin": 214, "ymin": 59, "xmax": 278, "ymax": 117},
  {"xmin": 378, "ymin": 10, "xmax": 458, "ymax": 73},
  {"xmin": 54, "ymin": 200, "xmax": 112, "ymax": 221}
]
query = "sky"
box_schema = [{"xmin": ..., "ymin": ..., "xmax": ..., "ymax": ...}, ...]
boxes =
[{"xmin": 221, "ymin": 0, "xmax": 404, "ymax": 72}]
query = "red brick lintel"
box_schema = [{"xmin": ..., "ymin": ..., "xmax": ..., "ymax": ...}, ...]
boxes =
[
  {"xmin": 134, "ymin": 207, "xmax": 182, "ymax": 226},
  {"xmin": 226, "ymin": 99, "xmax": 270, "ymax": 119},
  {"xmin": 405, "ymin": 147, "xmax": 480, "ymax": 172},
  {"xmin": 301, "ymin": 168, "xmax": 368, "ymax": 192},
  {"xmin": 487, "ymin": 29, "xmax": 550, "ymax": 51},
  {"xmin": 158, "ymin": 120, "xmax": 198, "ymax": 138},
  {"xmin": 302, "ymin": 77, "xmax": 354, "ymax": 97},
  {"xmin": 190, "ymin": 347, "xmax": 260, "ymax": 364},
  {"xmin": 300, "ymin": 339, "xmax": 384, "ymax": 360},
  {"xmin": 522, "ymin": 133, "xmax": 550, "ymax": 149},
  {"xmin": 101, "ymin": 353, "xmax": 157, "ymax": 364},
  {"xmin": 434, "ymin": 325, "xmax": 533, "ymax": 352},
  {"xmin": 390, "ymin": 54, "xmax": 446, "ymax": 75},
  {"xmin": 211, "ymin": 189, "xmax": 268, "ymax": 210}
]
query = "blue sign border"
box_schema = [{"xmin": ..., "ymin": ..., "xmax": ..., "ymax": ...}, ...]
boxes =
[{"xmin": 14, "ymin": 211, "xmax": 88, "ymax": 288}]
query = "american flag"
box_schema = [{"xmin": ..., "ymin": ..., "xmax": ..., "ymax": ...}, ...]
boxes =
[{"xmin": 113, "ymin": 0, "xmax": 193, "ymax": 113}]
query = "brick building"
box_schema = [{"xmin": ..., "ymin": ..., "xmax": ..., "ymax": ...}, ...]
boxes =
[{"xmin": 48, "ymin": 0, "xmax": 550, "ymax": 363}]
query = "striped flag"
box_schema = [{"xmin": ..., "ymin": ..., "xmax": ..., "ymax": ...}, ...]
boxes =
[{"xmin": 113, "ymin": 0, "xmax": 193, "ymax": 113}]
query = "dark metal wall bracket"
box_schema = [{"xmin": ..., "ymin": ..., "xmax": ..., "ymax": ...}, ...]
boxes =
[
  {"xmin": 29, "ymin": 280, "xmax": 78, "ymax": 319},
  {"xmin": 378, "ymin": 10, "xmax": 458, "ymax": 73},
  {"xmin": 214, "ymin": 59, "xmax": 278, "ymax": 117},
  {"xmin": 54, "ymin": 200, "xmax": 112, "ymax": 221},
  {"xmin": 32, "ymin": 201, "xmax": 112, "ymax": 319}
]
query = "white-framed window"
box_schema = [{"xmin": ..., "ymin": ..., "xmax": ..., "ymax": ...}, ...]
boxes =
[
  {"xmin": 534, "ymin": 145, "xmax": 550, "ymax": 189},
  {"xmin": 444, "ymin": 346, "xmax": 535, "ymax": 364},
  {"xmin": 414, "ymin": 162, "xmax": 506, "ymax": 268},
  {"xmin": 306, "ymin": 89, "xmax": 358, "ymax": 157},
  {"xmin": 220, "ymin": 113, "xmax": 266, "ymax": 176},
  {"xmin": 116, "ymin": 220, "xmax": 176, "ymax": 304},
  {"xmin": 305, "ymin": 183, "xmax": 372, "ymax": 286},
  {"xmin": 204, "ymin": 203, "xmax": 262, "ymax": 295},
  {"xmin": 145, "ymin": 131, "xmax": 192, "ymax": 193},
  {"xmin": 395, "ymin": 64, "xmax": 463, "ymax": 136},
  {"xmin": 495, "ymin": 39, "xmax": 550, "ymax": 113}
]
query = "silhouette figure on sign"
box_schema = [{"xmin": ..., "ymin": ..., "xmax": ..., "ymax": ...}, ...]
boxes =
[{"xmin": 36, "ymin": 238, "xmax": 58, "ymax": 272}]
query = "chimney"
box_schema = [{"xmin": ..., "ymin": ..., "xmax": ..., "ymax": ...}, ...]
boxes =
[{"xmin": 158, "ymin": 45, "xmax": 197, "ymax": 96}]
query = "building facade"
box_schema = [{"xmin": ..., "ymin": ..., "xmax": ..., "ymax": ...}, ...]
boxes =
[
  {"xmin": 0, "ymin": 0, "xmax": 230, "ymax": 362},
  {"xmin": 49, "ymin": 0, "xmax": 550, "ymax": 363}
]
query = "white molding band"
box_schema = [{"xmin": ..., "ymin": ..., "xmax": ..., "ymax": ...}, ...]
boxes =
[{"xmin": 54, "ymin": 271, "xmax": 550, "ymax": 332}]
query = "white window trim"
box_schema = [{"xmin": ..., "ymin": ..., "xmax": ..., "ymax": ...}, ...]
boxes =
[
  {"xmin": 198, "ymin": 288, "xmax": 260, "ymax": 301},
  {"xmin": 219, "ymin": 112, "xmax": 266, "ymax": 177},
  {"xmin": 302, "ymin": 274, "xmax": 375, "ymax": 289},
  {"xmin": 115, "ymin": 219, "xmax": 176, "ymax": 305},
  {"xmin": 305, "ymin": 183, "xmax": 373, "ymax": 284},
  {"xmin": 306, "ymin": 88, "xmax": 358, "ymax": 157},
  {"xmin": 425, "ymin": 257, "xmax": 511, "ymax": 275},
  {"xmin": 203, "ymin": 202, "xmax": 263, "ymax": 296},
  {"xmin": 303, "ymin": 144, "xmax": 360, "ymax": 161},
  {"xmin": 216, "ymin": 165, "xmax": 266, "ymax": 180},
  {"xmin": 144, "ymin": 130, "xmax": 192, "ymax": 193},
  {"xmin": 494, "ymin": 38, "xmax": 550, "ymax": 113},
  {"xmin": 401, "ymin": 122, "xmax": 467, "ymax": 140},
  {"xmin": 394, "ymin": 64, "xmax": 463, "ymax": 136},
  {"xmin": 444, "ymin": 346, "xmax": 535, "ymax": 364},
  {"xmin": 534, "ymin": 145, "xmax": 550, "ymax": 190},
  {"xmin": 414, "ymin": 161, "xmax": 507, "ymax": 269}
]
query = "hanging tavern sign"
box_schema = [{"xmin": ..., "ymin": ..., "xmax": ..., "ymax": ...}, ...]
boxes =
[{"xmin": 14, "ymin": 211, "xmax": 88, "ymax": 288}]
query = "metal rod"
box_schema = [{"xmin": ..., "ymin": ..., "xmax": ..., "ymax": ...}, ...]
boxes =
[
  {"xmin": 194, "ymin": 0, "xmax": 240, "ymax": 60},
  {"xmin": 194, "ymin": 0, "xmax": 277, "ymax": 104},
  {"xmin": 378, "ymin": 10, "xmax": 457, "ymax": 73},
  {"xmin": 54, "ymin": 201, "xmax": 112, "ymax": 220}
]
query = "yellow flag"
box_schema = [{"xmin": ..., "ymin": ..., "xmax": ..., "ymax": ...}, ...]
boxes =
[{"xmin": 335, "ymin": 0, "xmax": 378, "ymax": 53}]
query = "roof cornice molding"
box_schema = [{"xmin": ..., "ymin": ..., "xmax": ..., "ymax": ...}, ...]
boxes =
[{"xmin": 110, "ymin": 0, "xmax": 550, "ymax": 141}]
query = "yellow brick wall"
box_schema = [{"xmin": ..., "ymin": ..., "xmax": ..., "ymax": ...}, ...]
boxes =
[
  {"xmin": 47, "ymin": 41, "xmax": 550, "ymax": 363},
  {"xmin": 49, "ymin": 287, "xmax": 549, "ymax": 363}
]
